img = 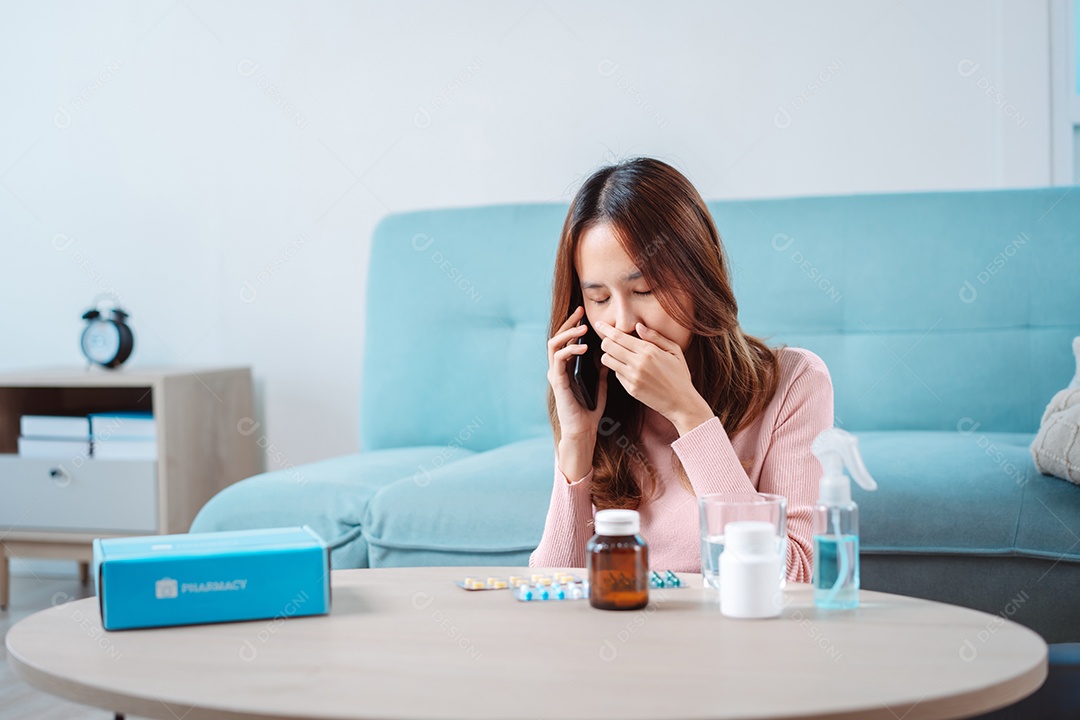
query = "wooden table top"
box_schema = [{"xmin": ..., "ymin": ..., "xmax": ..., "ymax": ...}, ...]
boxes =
[{"xmin": 5, "ymin": 566, "xmax": 1047, "ymax": 720}]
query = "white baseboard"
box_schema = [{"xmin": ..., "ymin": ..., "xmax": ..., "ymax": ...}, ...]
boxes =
[{"xmin": 9, "ymin": 558, "xmax": 81, "ymax": 579}]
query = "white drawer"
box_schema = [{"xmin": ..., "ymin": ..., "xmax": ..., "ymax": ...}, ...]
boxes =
[{"xmin": 0, "ymin": 455, "xmax": 157, "ymax": 533}]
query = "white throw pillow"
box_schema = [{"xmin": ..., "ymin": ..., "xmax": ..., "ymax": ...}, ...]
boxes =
[{"xmin": 1031, "ymin": 337, "xmax": 1080, "ymax": 484}]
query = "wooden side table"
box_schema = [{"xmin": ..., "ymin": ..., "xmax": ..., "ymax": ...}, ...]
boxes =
[
  {"xmin": 5, "ymin": 567, "xmax": 1048, "ymax": 720},
  {"xmin": 0, "ymin": 366, "xmax": 260, "ymax": 610}
]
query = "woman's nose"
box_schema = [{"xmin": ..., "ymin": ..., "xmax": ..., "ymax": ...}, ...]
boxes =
[{"xmin": 613, "ymin": 304, "xmax": 638, "ymax": 336}]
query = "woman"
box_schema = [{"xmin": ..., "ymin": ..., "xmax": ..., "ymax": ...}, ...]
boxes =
[{"xmin": 529, "ymin": 157, "xmax": 833, "ymax": 582}]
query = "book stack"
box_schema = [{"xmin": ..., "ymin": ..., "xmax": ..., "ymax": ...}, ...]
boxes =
[
  {"xmin": 16, "ymin": 412, "xmax": 158, "ymax": 460},
  {"xmin": 18, "ymin": 416, "xmax": 92, "ymax": 459},
  {"xmin": 91, "ymin": 412, "xmax": 157, "ymax": 460}
]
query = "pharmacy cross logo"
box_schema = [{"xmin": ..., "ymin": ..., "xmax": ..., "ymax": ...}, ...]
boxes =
[{"xmin": 155, "ymin": 577, "xmax": 179, "ymax": 600}]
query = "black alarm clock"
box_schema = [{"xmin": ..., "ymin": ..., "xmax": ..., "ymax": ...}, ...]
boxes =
[{"xmin": 80, "ymin": 302, "xmax": 134, "ymax": 369}]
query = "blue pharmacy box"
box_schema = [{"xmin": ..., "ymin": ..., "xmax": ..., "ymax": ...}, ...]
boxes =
[{"xmin": 92, "ymin": 526, "xmax": 331, "ymax": 631}]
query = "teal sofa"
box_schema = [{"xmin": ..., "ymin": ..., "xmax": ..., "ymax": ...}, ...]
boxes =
[{"xmin": 190, "ymin": 187, "xmax": 1080, "ymax": 642}]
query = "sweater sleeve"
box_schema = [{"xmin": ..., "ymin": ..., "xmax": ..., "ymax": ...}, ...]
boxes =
[
  {"xmin": 528, "ymin": 452, "xmax": 595, "ymax": 569},
  {"xmin": 670, "ymin": 350, "xmax": 835, "ymax": 583}
]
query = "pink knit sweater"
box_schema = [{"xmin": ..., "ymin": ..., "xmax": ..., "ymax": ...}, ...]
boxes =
[{"xmin": 529, "ymin": 347, "xmax": 834, "ymax": 582}]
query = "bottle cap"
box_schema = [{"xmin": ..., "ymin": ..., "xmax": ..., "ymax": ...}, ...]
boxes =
[
  {"xmin": 594, "ymin": 509, "xmax": 640, "ymax": 536},
  {"xmin": 724, "ymin": 521, "xmax": 777, "ymax": 556}
]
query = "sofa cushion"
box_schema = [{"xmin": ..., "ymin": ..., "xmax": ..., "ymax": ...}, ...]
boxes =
[
  {"xmin": 188, "ymin": 445, "xmax": 476, "ymax": 568},
  {"xmin": 712, "ymin": 188, "xmax": 1080, "ymax": 434},
  {"xmin": 858, "ymin": 430, "xmax": 1080, "ymax": 562},
  {"xmin": 362, "ymin": 206, "xmax": 566, "ymax": 455},
  {"xmin": 363, "ymin": 437, "xmax": 556, "ymax": 567}
]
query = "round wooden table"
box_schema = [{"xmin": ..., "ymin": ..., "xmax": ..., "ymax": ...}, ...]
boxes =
[{"xmin": 6, "ymin": 566, "xmax": 1047, "ymax": 720}]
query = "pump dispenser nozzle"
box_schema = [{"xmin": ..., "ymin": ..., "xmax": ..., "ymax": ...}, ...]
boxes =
[{"xmin": 812, "ymin": 427, "xmax": 877, "ymax": 506}]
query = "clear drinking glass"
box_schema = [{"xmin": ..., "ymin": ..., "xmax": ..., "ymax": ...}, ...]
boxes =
[{"xmin": 698, "ymin": 492, "xmax": 787, "ymax": 591}]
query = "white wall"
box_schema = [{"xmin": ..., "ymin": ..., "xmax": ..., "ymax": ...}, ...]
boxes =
[{"xmin": 0, "ymin": 0, "xmax": 1057, "ymax": 490}]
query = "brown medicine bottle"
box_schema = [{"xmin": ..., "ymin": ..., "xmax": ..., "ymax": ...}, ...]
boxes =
[{"xmin": 587, "ymin": 509, "xmax": 649, "ymax": 610}]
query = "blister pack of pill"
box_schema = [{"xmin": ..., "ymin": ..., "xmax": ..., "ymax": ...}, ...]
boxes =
[
  {"xmin": 455, "ymin": 575, "xmax": 517, "ymax": 590},
  {"xmin": 649, "ymin": 570, "xmax": 686, "ymax": 589},
  {"xmin": 512, "ymin": 573, "xmax": 588, "ymax": 602}
]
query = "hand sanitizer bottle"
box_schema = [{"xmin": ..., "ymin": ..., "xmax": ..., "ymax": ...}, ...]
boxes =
[{"xmin": 811, "ymin": 428, "xmax": 878, "ymax": 609}]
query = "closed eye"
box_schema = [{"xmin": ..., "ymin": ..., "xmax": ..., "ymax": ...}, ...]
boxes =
[{"xmin": 589, "ymin": 291, "xmax": 652, "ymax": 305}]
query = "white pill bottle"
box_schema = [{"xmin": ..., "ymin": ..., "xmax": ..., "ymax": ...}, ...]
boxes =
[{"xmin": 719, "ymin": 520, "xmax": 782, "ymax": 619}]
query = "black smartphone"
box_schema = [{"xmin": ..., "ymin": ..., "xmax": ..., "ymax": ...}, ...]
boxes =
[{"xmin": 570, "ymin": 321, "xmax": 602, "ymax": 411}]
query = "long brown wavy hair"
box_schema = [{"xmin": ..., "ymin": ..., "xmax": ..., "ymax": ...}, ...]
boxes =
[{"xmin": 547, "ymin": 157, "xmax": 784, "ymax": 510}]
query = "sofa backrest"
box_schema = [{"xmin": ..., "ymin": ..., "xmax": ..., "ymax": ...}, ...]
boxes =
[{"xmin": 361, "ymin": 188, "xmax": 1080, "ymax": 452}]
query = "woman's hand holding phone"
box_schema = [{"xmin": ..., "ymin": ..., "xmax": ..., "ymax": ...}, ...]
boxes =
[{"xmin": 547, "ymin": 306, "xmax": 609, "ymax": 482}]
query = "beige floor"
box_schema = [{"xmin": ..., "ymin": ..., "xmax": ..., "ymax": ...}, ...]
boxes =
[{"xmin": 1, "ymin": 570, "xmax": 152, "ymax": 720}]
